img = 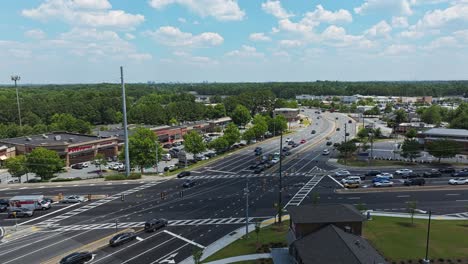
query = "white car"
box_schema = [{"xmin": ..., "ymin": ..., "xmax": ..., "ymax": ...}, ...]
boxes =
[
  {"xmin": 373, "ymin": 180, "xmax": 394, "ymax": 187},
  {"xmin": 449, "ymin": 178, "xmax": 468, "ymax": 185},
  {"xmin": 81, "ymin": 162, "xmax": 90, "ymax": 168},
  {"xmin": 322, "ymin": 149, "xmax": 330, "ymax": 155},
  {"xmin": 376, "ymin": 173, "xmax": 394, "ymax": 179},
  {"xmin": 335, "ymin": 170, "xmax": 351, "ymax": 177},
  {"xmin": 285, "ymin": 138, "xmax": 292, "ymax": 143},
  {"xmin": 7, "ymin": 178, "xmax": 20, "ymax": 184},
  {"xmin": 40, "ymin": 200, "xmax": 52, "ymax": 210},
  {"xmin": 271, "ymin": 158, "xmax": 280, "ymax": 164},
  {"xmin": 61, "ymin": 195, "xmax": 86, "ymax": 203},
  {"xmin": 395, "ymin": 169, "xmax": 413, "ymax": 175},
  {"xmin": 341, "ymin": 176, "xmax": 361, "ymax": 184}
]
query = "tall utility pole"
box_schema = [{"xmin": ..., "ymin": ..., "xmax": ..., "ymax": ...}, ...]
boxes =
[
  {"xmin": 369, "ymin": 133, "xmax": 374, "ymax": 166},
  {"xmin": 424, "ymin": 210, "xmax": 432, "ymax": 264},
  {"xmin": 11, "ymin": 75, "xmax": 22, "ymax": 127},
  {"xmin": 120, "ymin": 67, "xmax": 130, "ymax": 177},
  {"xmin": 155, "ymin": 141, "xmax": 159, "ymax": 173},
  {"xmin": 245, "ymin": 177, "xmax": 249, "ymax": 236},
  {"xmin": 277, "ymin": 132, "xmax": 283, "ymax": 224}
]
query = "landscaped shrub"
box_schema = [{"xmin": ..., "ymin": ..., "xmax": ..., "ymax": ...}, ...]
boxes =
[
  {"xmin": 105, "ymin": 173, "xmax": 142, "ymax": 181},
  {"xmin": 50, "ymin": 177, "xmax": 81, "ymax": 182}
]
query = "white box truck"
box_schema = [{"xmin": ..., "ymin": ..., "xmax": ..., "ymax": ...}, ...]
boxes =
[{"xmin": 9, "ymin": 195, "xmax": 46, "ymax": 211}]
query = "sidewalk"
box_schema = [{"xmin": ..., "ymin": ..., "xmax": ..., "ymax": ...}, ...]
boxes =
[
  {"xmin": 366, "ymin": 210, "xmax": 467, "ymax": 220},
  {"xmin": 203, "ymin": 254, "xmax": 271, "ymax": 264}
]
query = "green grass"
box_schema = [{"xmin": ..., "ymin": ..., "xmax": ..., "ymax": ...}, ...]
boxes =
[
  {"xmin": 338, "ymin": 158, "xmax": 418, "ymax": 167},
  {"xmin": 364, "ymin": 216, "xmax": 468, "ymax": 261},
  {"xmin": 203, "ymin": 222, "xmax": 289, "ymax": 263}
]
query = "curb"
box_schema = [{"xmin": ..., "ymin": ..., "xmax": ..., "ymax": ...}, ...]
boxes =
[{"xmin": 336, "ymin": 184, "xmax": 468, "ymax": 194}]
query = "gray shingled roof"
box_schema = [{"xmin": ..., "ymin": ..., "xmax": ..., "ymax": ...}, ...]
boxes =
[
  {"xmin": 288, "ymin": 204, "xmax": 364, "ymax": 224},
  {"xmin": 423, "ymin": 128, "xmax": 468, "ymax": 137},
  {"xmin": 293, "ymin": 225, "xmax": 386, "ymax": 264},
  {"xmin": 0, "ymin": 132, "xmax": 101, "ymax": 146}
]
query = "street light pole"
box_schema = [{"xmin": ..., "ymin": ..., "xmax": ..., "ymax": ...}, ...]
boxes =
[
  {"xmin": 155, "ymin": 141, "xmax": 159, "ymax": 174},
  {"xmin": 278, "ymin": 132, "xmax": 283, "ymax": 224},
  {"xmin": 424, "ymin": 210, "xmax": 432, "ymax": 263},
  {"xmin": 245, "ymin": 177, "xmax": 249, "ymax": 237},
  {"xmin": 11, "ymin": 75, "xmax": 22, "ymax": 127},
  {"xmin": 120, "ymin": 67, "xmax": 130, "ymax": 177}
]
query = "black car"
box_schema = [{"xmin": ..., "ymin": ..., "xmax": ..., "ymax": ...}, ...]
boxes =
[
  {"xmin": 326, "ymin": 141, "xmax": 333, "ymax": 146},
  {"xmin": 291, "ymin": 143, "xmax": 299, "ymax": 148},
  {"xmin": 254, "ymin": 166, "xmax": 264, "ymax": 174},
  {"xmin": 26, "ymin": 178, "xmax": 42, "ymax": 183},
  {"xmin": 0, "ymin": 199, "xmax": 9, "ymax": 212},
  {"xmin": 288, "ymin": 141, "xmax": 295, "ymax": 146},
  {"xmin": 109, "ymin": 232, "xmax": 136, "ymax": 247},
  {"xmin": 205, "ymin": 152, "xmax": 216, "ymax": 158},
  {"xmin": 423, "ymin": 170, "xmax": 442, "ymax": 178},
  {"xmin": 249, "ymin": 163, "xmax": 259, "ymax": 170},
  {"xmin": 404, "ymin": 178, "xmax": 426, "ymax": 186},
  {"xmin": 177, "ymin": 171, "xmax": 191, "ymax": 178},
  {"xmin": 284, "ymin": 151, "xmax": 291, "ymax": 156},
  {"xmin": 183, "ymin": 180, "xmax": 196, "ymax": 188},
  {"xmin": 452, "ymin": 171, "xmax": 468, "ymax": 177},
  {"xmin": 60, "ymin": 252, "xmax": 93, "ymax": 264},
  {"xmin": 144, "ymin": 218, "xmax": 168, "ymax": 232},
  {"xmin": 403, "ymin": 172, "xmax": 422, "ymax": 179},
  {"xmin": 348, "ymin": 120, "xmax": 352, "ymax": 124},
  {"xmin": 71, "ymin": 163, "xmax": 84, "ymax": 169},
  {"xmin": 438, "ymin": 167, "xmax": 456, "ymax": 174},
  {"xmin": 336, "ymin": 128, "xmax": 340, "ymax": 131},
  {"xmin": 163, "ymin": 143, "xmax": 172, "ymax": 149},
  {"xmin": 282, "ymin": 146, "xmax": 290, "ymax": 152},
  {"xmin": 43, "ymin": 197, "xmax": 55, "ymax": 203},
  {"xmin": 311, "ymin": 130, "xmax": 316, "ymax": 134},
  {"xmin": 365, "ymin": 170, "xmax": 382, "ymax": 177},
  {"xmin": 254, "ymin": 149, "xmax": 262, "ymax": 156}
]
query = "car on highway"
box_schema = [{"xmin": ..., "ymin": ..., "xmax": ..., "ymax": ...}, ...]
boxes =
[
  {"xmin": 291, "ymin": 142, "xmax": 299, "ymax": 148},
  {"xmin": 326, "ymin": 141, "xmax": 333, "ymax": 146},
  {"xmin": 109, "ymin": 232, "xmax": 137, "ymax": 247},
  {"xmin": 423, "ymin": 169, "xmax": 442, "ymax": 178},
  {"xmin": 145, "ymin": 218, "xmax": 168, "ymax": 232},
  {"xmin": 322, "ymin": 149, "xmax": 330, "ymax": 155},
  {"xmin": 40, "ymin": 200, "xmax": 52, "ymax": 210},
  {"xmin": 452, "ymin": 171, "xmax": 468, "ymax": 177},
  {"xmin": 43, "ymin": 197, "xmax": 54, "ymax": 204},
  {"xmin": 348, "ymin": 120, "xmax": 352, "ymax": 124},
  {"xmin": 254, "ymin": 166, "xmax": 264, "ymax": 174},
  {"xmin": 335, "ymin": 170, "xmax": 351, "ymax": 177},
  {"xmin": 60, "ymin": 252, "xmax": 93, "ymax": 264},
  {"xmin": 300, "ymin": 139, "xmax": 306, "ymax": 144},
  {"xmin": 336, "ymin": 128, "xmax": 340, "ymax": 131},
  {"xmin": 254, "ymin": 148, "xmax": 263, "ymax": 156},
  {"xmin": 61, "ymin": 195, "xmax": 86, "ymax": 203},
  {"xmin": 311, "ymin": 130, "xmax": 316, "ymax": 134},
  {"xmin": 0, "ymin": 199, "xmax": 9, "ymax": 212},
  {"xmin": 448, "ymin": 178, "xmax": 468, "ymax": 185},
  {"xmin": 271, "ymin": 158, "xmax": 280, "ymax": 164},
  {"xmin": 283, "ymin": 151, "xmax": 292, "ymax": 156},
  {"xmin": 177, "ymin": 171, "xmax": 191, "ymax": 178},
  {"xmin": 438, "ymin": 167, "xmax": 456, "ymax": 174},
  {"xmin": 8, "ymin": 207, "xmax": 34, "ymax": 218},
  {"xmin": 376, "ymin": 173, "xmax": 394, "ymax": 179},
  {"xmin": 395, "ymin": 169, "xmax": 413, "ymax": 176},
  {"xmin": 254, "ymin": 147, "xmax": 262, "ymax": 152},
  {"xmin": 341, "ymin": 176, "xmax": 361, "ymax": 184},
  {"xmin": 182, "ymin": 180, "xmax": 196, "ymax": 188},
  {"xmin": 285, "ymin": 138, "xmax": 292, "ymax": 142},
  {"xmin": 288, "ymin": 141, "xmax": 295, "ymax": 146},
  {"xmin": 404, "ymin": 178, "xmax": 426, "ymax": 186},
  {"xmin": 365, "ymin": 170, "xmax": 382, "ymax": 177},
  {"xmin": 344, "ymin": 182, "xmax": 360, "ymax": 189},
  {"xmin": 249, "ymin": 163, "xmax": 259, "ymax": 170},
  {"xmin": 373, "ymin": 180, "xmax": 393, "ymax": 187},
  {"xmin": 282, "ymin": 146, "xmax": 290, "ymax": 152}
]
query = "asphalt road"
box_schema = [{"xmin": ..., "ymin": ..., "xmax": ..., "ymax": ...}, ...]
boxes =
[{"xmin": 1, "ymin": 109, "xmax": 467, "ymax": 264}]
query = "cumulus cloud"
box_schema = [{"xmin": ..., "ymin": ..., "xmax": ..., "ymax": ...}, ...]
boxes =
[
  {"xmin": 412, "ymin": 3, "xmax": 468, "ymax": 30},
  {"xmin": 25, "ymin": 29, "xmax": 46, "ymax": 39},
  {"xmin": 145, "ymin": 26, "xmax": 224, "ymax": 47},
  {"xmin": 278, "ymin": 39, "xmax": 303, "ymax": 48},
  {"xmin": 22, "ymin": 0, "xmax": 144, "ymax": 29},
  {"xmin": 392, "ymin": 16, "xmax": 409, "ymax": 28},
  {"xmin": 424, "ymin": 36, "xmax": 459, "ymax": 50},
  {"xmin": 302, "ymin": 5, "xmax": 352, "ymax": 25},
  {"xmin": 249, "ymin": 33, "xmax": 271, "ymax": 42},
  {"xmin": 149, "ymin": 0, "xmax": 245, "ymax": 21},
  {"xmin": 381, "ymin": 44, "xmax": 415, "ymax": 55},
  {"xmin": 225, "ymin": 45, "xmax": 264, "ymax": 58},
  {"xmin": 261, "ymin": 1, "xmax": 293, "ymax": 19},
  {"xmin": 173, "ymin": 51, "xmax": 218, "ymax": 65},
  {"xmin": 354, "ymin": 0, "xmax": 413, "ymax": 16},
  {"xmin": 365, "ymin": 20, "xmax": 392, "ymax": 38}
]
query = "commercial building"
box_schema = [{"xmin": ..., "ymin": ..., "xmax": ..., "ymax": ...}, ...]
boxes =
[
  {"xmin": 0, "ymin": 144, "xmax": 15, "ymax": 166},
  {"xmin": 420, "ymin": 128, "xmax": 468, "ymax": 151},
  {"xmin": 274, "ymin": 108, "xmax": 300, "ymax": 122},
  {"xmin": 0, "ymin": 132, "xmax": 118, "ymax": 167},
  {"xmin": 395, "ymin": 122, "xmax": 435, "ymax": 134}
]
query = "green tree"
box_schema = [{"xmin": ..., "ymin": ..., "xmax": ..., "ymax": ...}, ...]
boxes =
[
  {"xmin": 242, "ymin": 128, "xmax": 256, "ymax": 142},
  {"xmin": 401, "ymin": 139, "xmax": 421, "ymax": 162},
  {"xmin": 384, "ymin": 103, "xmax": 393, "ymax": 113},
  {"xmin": 421, "ymin": 106, "xmax": 443, "ymax": 125},
  {"xmin": 252, "ymin": 114, "xmax": 268, "ymax": 139},
  {"xmin": 407, "ymin": 201, "xmax": 418, "ymax": 225},
  {"xmin": 183, "ymin": 130, "xmax": 206, "ymax": 156},
  {"xmin": 336, "ymin": 141, "xmax": 358, "ymax": 159},
  {"xmin": 231, "ymin": 105, "xmax": 251, "ymax": 128},
  {"xmin": 192, "ymin": 248, "xmax": 203, "ymax": 264},
  {"xmin": 94, "ymin": 153, "xmax": 108, "ymax": 173},
  {"xmin": 26, "ymin": 147, "xmax": 64, "ymax": 181},
  {"xmin": 405, "ymin": 128, "xmax": 417, "ymax": 139},
  {"xmin": 223, "ymin": 123, "xmax": 241, "ymax": 146},
  {"xmin": 208, "ymin": 137, "xmax": 229, "ymax": 153},
  {"xmin": 4, "ymin": 155, "xmax": 28, "ymax": 182},
  {"xmin": 126, "ymin": 128, "xmax": 162, "ymax": 174},
  {"xmin": 49, "ymin": 113, "xmax": 92, "ymax": 134},
  {"xmin": 169, "ymin": 118, "xmax": 178, "ymax": 126},
  {"xmin": 267, "ymin": 115, "xmax": 288, "ymax": 136},
  {"xmin": 394, "ymin": 109, "xmax": 408, "ymax": 125},
  {"xmin": 427, "ymin": 139, "xmax": 462, "ymax": 163}
]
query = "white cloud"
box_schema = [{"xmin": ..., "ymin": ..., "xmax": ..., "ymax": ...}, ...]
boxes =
[
  {"xmin": 354, "ymin": 0, "xmax": 413, "ymax": 16},
  {"xmin": 400, "ymin": 30, "xmax": 424, "ymax": 38},
  {"xmin": 453, "ymin": 29, "xmax": 468, "ymax": 42},
  {"xmin": 261, "ymin": 1, "xmax": 293, "ymax": 19},
  {"xmin": 25, "ymin": 29, "xmax": 46, "ymax": 39},
  {"xmin": 302, "ymin": 5, "xmax": 352, "ymax": 25},
  {"xmin": 365, "ymin": 20, "xmax": 392, "ymax": 38},
  {"xmin": 424, "ymin": 36, "xmax": 459, "ymax": 50},
  {"xmin": 226, "ymin": 45, "xmax": 264, "ymax": 58},
  {"xmin": 145, "ymin": 26, "xmax": 224, "ymax": 47},
  {"xmin": 381, "ymin": 44, "xmax": 415, "ymax": 55},
  {"xmin": 125, "ymin": 33, "xmax": 135, "ymax": 40},
  {"xmin": 392, "ymin": 16, "xmax": 409, "ymax": 28},
  {"xmin": 178, "ymin": 17, "xmax": 187, "ymax": 23},
  {"xmin": 279, "ymin": 39, "xmax": 303, "ymax": 48},
  {"xmin": 249, "ymin": 33, "xmax": 271, "ymax": 42},
  {"xmin": 278, "ymin": 19, "xmax": 314, "ymax": 35},
  {"xmin": 412, "ymin": 3, "xmax": 468, "ymax": 30},
  {"xmin": 173, "ymin": 51, "xmax": 218, "ymax": 65},
  {"xmin": 22, "ymin": 0, "xmax": 144, "ymax": 29},
  {"xmin": 149, "ymin": 0, "xmax": 245, "ymax": 21}
]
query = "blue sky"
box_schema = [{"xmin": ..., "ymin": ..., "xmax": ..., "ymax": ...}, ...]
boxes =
[{"xmin": 1, "ymin": 0, "xmax": 467, "ymax": 83}]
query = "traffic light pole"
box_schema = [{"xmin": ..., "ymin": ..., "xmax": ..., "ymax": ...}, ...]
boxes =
[{"xmin": 278, "ymin": 132, "xmax": 283, "ymax": 224}]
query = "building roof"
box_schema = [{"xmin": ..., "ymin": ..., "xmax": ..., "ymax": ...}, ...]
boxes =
[
  {"xmin": 274, "ymin": 108, "xmax": 299, "ymax": 112},
  {"xmin": 0, "ymin": 132, "xmax": 107, "ymax": 146},
  {"xmin": 293, "ymin": 225, "xmax": 386, "ymax": 264},
  {"xmin": 288, "ymin": 204, "xmax": 364, "ymax": 224},
  {"xmin": 423, "ymin": 128, "xmax": 468, "ymax": 137}
]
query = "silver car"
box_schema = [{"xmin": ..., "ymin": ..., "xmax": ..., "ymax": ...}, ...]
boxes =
[{"xmin": 62, "ymin": 195, "xmax": 86, "ymax": 203}]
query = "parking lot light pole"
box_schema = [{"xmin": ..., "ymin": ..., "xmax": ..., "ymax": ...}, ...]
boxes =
[
  {"xmin": 244, "ymin": 178, "xmax": 249, "ymax": 237},
  {"xmin": 11, "ymin": 75, "xmax": 22, "ymax": 127},
  {"xmin": 277, "ymin": 132, "xmax": 283, "ymax": 224},
  {"xmin": 120, "ymin": 67, "xmax": 130, "ymax": 177},
  {"xmin": 155, "ymin": 141, "xmax": 159, "ymax": 173},
  {"xmin": 424, "ymin": 210, "xmax": 432, "ymax": 263}
]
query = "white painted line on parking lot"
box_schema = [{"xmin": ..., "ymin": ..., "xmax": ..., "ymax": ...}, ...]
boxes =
[
  {"xmin": 163, "ymin": 230, "xmax": 205, "ymax": 249},
  {"xmin": 136, "ymin": 236, "xmax": 144, "ymax": 241},
  {"xmin": 327, "ymin": 175, "xmax": 344, "ymax": 188},
  {"xmin": 17, "ymin": 203, "xmax": 80, "ymax": 226}
]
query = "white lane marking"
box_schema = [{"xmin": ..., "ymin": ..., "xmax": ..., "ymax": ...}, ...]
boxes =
[
  {"xmin": 117, "ymin": 237, "xmax": 177, "ymax": 264},
  {"xmin": 151, "ymin": 244, "xmax": 188, "ymax": 264},
  {"xmin": 17, "ymin": 203, "xmax": 80, "ymax": 226},
  {"xmin": 446, "ymin": 194, "xmax": 460, "ymax": 196},
  {"xmin": 347, "ymin": 197, "xmax": 361, "ymax": 200},
  {"xmin": 159, "ymin": 253, "xmax": 178, "ymax": 264},
  {"xmin": 456, "ymin": 200, "xmax": 468, "ymax": 202},
  {"xmin": 397, "ymin": 195, "xmax": 410, "ymax": 198},
  {"xmin": 206, "ymin": 169, "xmax": 236, "ymax": 175},
  {"xmin": 136, "ymin": 236, "xmax": 143, "ymax": 241},
  {"xmin": 162, "ymin": 230, "xmax": 205, "ymax": 249},
  {"xmin": 327, "ymin": 175, "xmax": 344, "ymax": 188}
]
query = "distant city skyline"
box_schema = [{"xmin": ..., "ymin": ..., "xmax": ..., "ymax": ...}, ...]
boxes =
[{"xmin": 1, "ymin": 0, "xmax": 467, "ymax": 84}]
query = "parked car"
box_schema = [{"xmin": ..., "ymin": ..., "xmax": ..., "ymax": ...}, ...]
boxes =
[
  {"xmin": 348, "ymin": 120, "xmax": 352, "ymax": 124},
  {"xmin": 60, "ymin": 252, "xmax": 93, "ymax": 264},
  {"xmin": 8, "ymin": 207, "xmax": 34, "ymax": 218},
  {"xmin": 144, "ymin": 218, "xmax": 168, "ymax": 232},
  {"xmin": 365, "ymin": 170, "xmax": 382, "ymax": 177},
  {"xmin": 194, "ymin": 154, "xmax": 207, "ymax": 161},
  {"xmin": 395, "ymin": 169, "xmax": 413, "ymax": 176},
  {"xmin": 164, "ymin": 165, "xmax": 177, "ymax": 172},
  {"xmin": 373, "ymin": 180, "xmax": 394, "ymax": 187},
  {"xmin": 71, "ymin": 163, "xmax": 84, "ymax": 170},
  {"xmin": 81, "ymin": 162, "xmax": 90, "ymax": 168},
  {"xmin": 163, "ymin": 143, "xmax": 172, "ymax": 149},
  {"xmin": 344, "ymin": 182, "xmax": 360, "ymax": 189},
  {"xmin": 322, "ymin": 149, "xmax": 330, "ymax": 155},
  {"xmin": 376, "ymin": 173, "xmax": 394, "ymax": 179},
  {"xmin": 372, "ymin": 177, "xmax": 391, "ymax": 183},
  {"xmin": 109, "ymin": 232, "xmax": 136, "ymax": 247},
  {"xmin": 449, "ymin": 178, "xmax": 468, "ymax": 185},
  {"xmin": 336, "ymin": 128, "xmax": 341, "ymax": 131},
  {"xmin": 61, "ymin": 195, "xmax": 86, "ymax": 203},
  {"xmin": 177, "ymin": 171, "xmax": 191, "ymax": 178},
  {"xmin": 7, "ymin": 178, "xmax": 20, "ymax": 184},
  {"xmin": 311, "ymin": 130, "xmax": 316, "ymax": 134},
  {"xmin": 204, "ymin": 152, "xmax": 216, "ymax": 158},
  {"xmin": 161, "ymin": 154, "xmax": 172, "ymax": 161},
  {"xmin": 183, "ymin": 180, "xmax": 196, "ymax": 188},
  {"xmin": 0, "ymin": 199, "xmax": 9, "ymax": 212},
  {"xmin": 26, "ymin": 178, "xmax": 42, "ymax": 183},
  {"xmin": 404, "ymin": 178, "xmax": 426, "ymax": 186},
  {"xmin": 438, "ymin": 167, "xmax": 456, "ymax": 174},
  {"xmin": 341, "ymin": 176, "xmax": 361, "ymax": 184},
  {"xmin": 452, "ymin": 171, "xmax": 468, "ymax": 177},
  {"xmin": 423, "ymin": 169, "xmax": 442, "ymax": 178},
  {"xmin": 335, "ymin": 170, "xmax": 351, "ymax": 177},
  {"xmin": 43, "ymin": 197, "xmax": 55, "ymax": 204}
]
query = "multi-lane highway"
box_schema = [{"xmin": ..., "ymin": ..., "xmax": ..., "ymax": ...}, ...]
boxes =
[{"xmin": 0, "ymin": 109, "xmax": 467, "ymax": 264}]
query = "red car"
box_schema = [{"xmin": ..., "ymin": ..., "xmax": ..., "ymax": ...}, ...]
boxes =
[{"xmin": 300, "ymin": 139, "xmax": 306, "ymax": 144}]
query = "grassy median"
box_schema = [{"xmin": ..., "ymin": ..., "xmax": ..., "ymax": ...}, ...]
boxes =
[{"xmin": 364, "ymin": 216, "xmax": 468, "ymax": 262}]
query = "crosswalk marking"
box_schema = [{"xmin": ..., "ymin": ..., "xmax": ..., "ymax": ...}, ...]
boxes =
[
  {"xmin": 184, "ymin": 171, "xmax": 328, "ymax": 180},
  {"xmin": 444, "ymin": 212, "xmax": 468, "ymax": 219},
  {"xmin": 35, "ymin": 181, "xmax": 165, "ymax": 227},
  {"xmin": 49, "ymin": 217, "xmax": 269, "ymax": 231},
  {"xmin": 285, "ymin": 175, "xmax": 324, "ymax": 207}
]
